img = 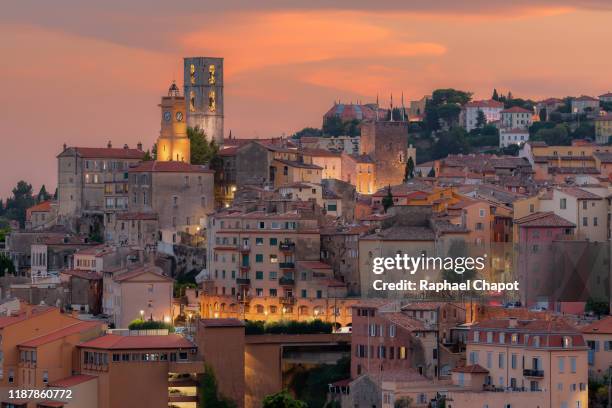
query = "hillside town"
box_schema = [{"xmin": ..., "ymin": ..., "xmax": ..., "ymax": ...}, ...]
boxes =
[{"xmin": 1, "ymin": 56, "xmax": 612, "ymax": 408}]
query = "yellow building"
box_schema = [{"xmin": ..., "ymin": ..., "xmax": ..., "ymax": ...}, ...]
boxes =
[
  {"xmin": 156, "ymin": 82, "xmax": 190, "ymax": 163},
  {"xmin": 595, "ymin": 113, "xmax": 612, "ymax": 144},
  {"xmin": 582, "ymin": 316, "xmax": 612, "ymax": 379}
]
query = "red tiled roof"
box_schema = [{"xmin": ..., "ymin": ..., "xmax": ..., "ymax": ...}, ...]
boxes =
[
  {"xmin": 48, "ymin": 374, "xmax": 97, "ymax": 388},
  {"xmin": 112, "ymin": 265, "xmax": 172, "ymax": 283},
  {"xmin": 560, "ymin": 187, "xmax": 602, "ymax": 200},
  {"xmin": 129, "ymin": 161, "xmax": 214, "ymax": 173},
  {"xmin": 0, "ymin": 307, "xmax": 57, "ymax": 328},
  {"xmin": 19, "ymin": 321, "xmax": 102, "ymax": 347},
  {"xmin": 218, "ymin": 146, "xmax": 238, "ymax": 156},
  {"xmin": 64, "ymin": 147, "xmax": 145, "ymax": 159},
  {"xmin": 514, "ymin": 212, "xmax": 575, "ymax": 228},
  {"xmin": 199, "ymin": 318, "xmax": 244, "ymax": 328},
  {"xmin": 79, "ymin": 334, "xmax": 195, "ymax": 350},
  {"xmin": 452, "ymin": 364, "xmax": 489, "ymax": 374},
  {"xmin": 582, "ymin": 316, "xmax": 612, "ymax": 334},
  {"xmin": 27, "ymin": 201, "xmax": 53, "ymax": 213},
  {"xmin": 599, "ymin": 92, "xmax": 612, "ymax": 98},
  {"xmin": 274, "ymin": 158, "xmax": 322, "ymax": 170},
  {"xmin": 61, "ymin": 269, "xmax": 102, "ymax": 280},
  {"xmin": 574, "ymin": 95, "xmax": 598, "ymax": 102},
  {"xmin": 300, "ymin": 148, "xmax": 342, "ymax": 158},
  {"xmin": 464, "ymin": 99, "xmax": 504, "ymax": 109},
  {"xmin": 501, "ymin": 106, "xmax": 532, "ymax": 114}
]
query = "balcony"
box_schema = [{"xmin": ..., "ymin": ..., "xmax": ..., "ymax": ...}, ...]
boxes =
[
  {"xmin": 239, "ymin": 245, "xmax": 251, "ymax": 253},
  {"xmin": 523, "ymin": 369, "xmax": 544, "ymax": 378},
  {"xmin": 237, "ymin": 294, "xmax": 252, "ymax": 304},
  {"xmin": 279, "ymin": 276, "xmax": 295, "ymax": 286},
  {"xmin": 169, "ymin": 359, "xmax": 206, "ymax": 374},
  {"xmin": 280, "ymin": 296, "xmax": 296, "ymax": 305},
  {"xmin": 279, "ymin": 262, "xmax": 295, "ymax": 269},
  {"xmin": 236, "ymin": 277, "xmax": 251, "ymax": 286},
  {"xmin": 279, "ymin": 242, "xmax": 295, "ymax": 252},
  {"xmin": 240, "ymin": 264, "xmax": 250, "ymax": 272}
]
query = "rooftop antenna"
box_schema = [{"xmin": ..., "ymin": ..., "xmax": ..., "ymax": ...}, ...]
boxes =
[
  {"xmin": 376, "ymin": 94, "xmax": 379, "ymax": 121},
  {"xmin": 401, "ymin": 92, "xmax": 406, "ymax": 122},
  {"xmin": 390, "ymin": 93, "xmax": 394, "ymax": 122}
]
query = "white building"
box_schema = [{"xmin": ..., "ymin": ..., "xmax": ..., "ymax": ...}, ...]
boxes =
[
  {"xmin": 501, "ymin": 106, "xmax": 533, "ymax": 130},
  {"xmin": 461, "ymin": 100, "xmax": 504, "ymax": 132},
  {"xmin": 499, "ymin": 128, "xmax": 530, "ymax": 148},
  {"xmin": 571, "ymin": 95, "xmax": 599, "ymax": 114}
]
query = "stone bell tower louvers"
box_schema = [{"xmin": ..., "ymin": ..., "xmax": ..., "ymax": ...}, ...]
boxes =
[{"xmin": 183, "ymin": 57, "xmax": 224, "ymax": 146}]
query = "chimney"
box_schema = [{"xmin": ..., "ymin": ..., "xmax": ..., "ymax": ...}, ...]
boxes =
[
  {"xmin": 107, "ymin": 141, "xmax": 112, "ymax": 148},
  {"xmin": 508, "ymin": 317, "xmax": 518, "ymax": 328},
  {"xmin": 63, "ymin": 143, "xmax": 67, "ymax": 151},
  {"xmin": 124, "ymin": 144, "xmax": 129, "ymax": 149},
  {"xmin": 137, "ymin": 142, "xmax": 143, "ymax": 151}
]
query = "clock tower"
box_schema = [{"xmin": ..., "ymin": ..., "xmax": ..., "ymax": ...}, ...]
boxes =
[
  {"xmin": 156, "ymin": 81, "xmax": 190, "ymax": 163},
  {"xmin": 183, "ymin": 56, "xmax": 224, "ymax": 146}
]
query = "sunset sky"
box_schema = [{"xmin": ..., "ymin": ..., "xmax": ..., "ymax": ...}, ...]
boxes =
[{"xmin": 1, "ymin": 0, "xmax": 612, "ymax": 197}]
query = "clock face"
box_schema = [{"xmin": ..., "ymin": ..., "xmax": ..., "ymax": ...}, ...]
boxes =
[
  {"xmin": 176, "ymin": 111, "xmax": 184, "ymax": 122},
  {"xmin": 163, "ymin": 111, "xmax": 171, "ymax": 122}
]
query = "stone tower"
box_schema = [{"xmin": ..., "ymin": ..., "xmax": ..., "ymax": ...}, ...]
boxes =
[
  {"xmin": 184, "ymin": 57, "xmax": 224, "ymax": 146},
  {"xmin": 360, "ymin": 121, "xmax": 409, "ymax": 190},
  {"xmin": 156, "ymin": 82, "xmax": 190, "ymax": 163}
]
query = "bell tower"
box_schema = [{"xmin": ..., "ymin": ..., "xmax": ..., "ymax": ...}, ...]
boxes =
[
  {"xmin": 156, "ymin": 82, "xmax": 190, "ymax": 163},
  {"xmin": 183, "ymin": 56, "xmax": 224, "ymax": 146}
]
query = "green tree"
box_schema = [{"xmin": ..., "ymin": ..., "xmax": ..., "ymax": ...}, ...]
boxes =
[
  {"xmin": 37, "ymin": 185, "xmax": 51, "ymax": 203},
  {"xmin": 585, "ymin": 298, "xmax": 610, "ymax": 317},
  {"xmin": 293, "ymin": 127, "xmax": 322, "ymax": 139},
  {"xmin": 394, "ymin": 396, "xmax": 414, "ymax": 408},
  {"xmin": 492, "ymin": 88, "xmax": 499, "ymax": 101},
  {"xmin": 323, "ymin": 116, "xmax": 345, "ymax": 137},
  {"xmin": 288, "ymin": 357, "xmax": 350, "ymax": 408},
  {"xmin": 432, "ymin": 127, "xmax": 469, "ymax": 160},
  {"xmin": 538, "ymin": 108, "xmax": 547, "ymax": 122},
  {"xmin": 404, "ymin": 157, "xmax": 415, "ymax": 181},
  {"xmin": 128, "ymin": 319, "xmax": 175, "ymax": 332},
  {"xmin": 143, "ymin": 150, "xmax": 153, "ymax": 161},
  {"xmin": 534, "ymin": 124, "xmax": 570, "ymax": 145},
  {"xmin": 188, "ymin": 127, "xmax": 219, "ymax": 165},
  {"xmin": 262, "ymin": 390, "xmax": 307, "ymax": 408},
  {"xmin": 382, "ymin": 185, "xmax": 394, "ymax": 213},
  {"xmin": 0, "ymin": 253, "xmax": 15, "ymax": 276},
  {"xmin": 4, "ymin": 181, "xmax": 36, "ymax": 228},
  {"xmin": 198, "ymin": 365, "xmax": 237, "ymax": 408},
  {"xmin": 475, "ymin": 110, "xmax": 487, "ymax": 129}
]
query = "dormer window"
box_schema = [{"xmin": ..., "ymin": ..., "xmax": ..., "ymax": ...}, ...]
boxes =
[
  {"xmin": 474, "ymin": 331, "xmax": 480, "ymax": 342},
  {"xmin": 563, "ymin": 336, "xmax": 572, "ymax": 348}
]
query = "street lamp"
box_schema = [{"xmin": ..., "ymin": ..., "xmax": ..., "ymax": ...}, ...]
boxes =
[{"xmin": 139, "ymin": 310, "xmax": 144, "ymax": 320}]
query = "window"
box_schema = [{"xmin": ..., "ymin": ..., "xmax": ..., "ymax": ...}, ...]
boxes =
[
  {"xmin": 570, "ymin": 357, "xmax": 576, "ymax": 373},
  {"xmin": 583, "ymin": 217, "xmax": 588, "ymax": 227},
  {"xmin": 511, "ymin": 353, "xmax": 517, "ymax": 369},
  {"xmin": 479, "ymin": 209, "xmax": 485, "ymax": 217},
  {"xmin": 255, "ymin": 238, "xmax": 264, "ymax": 245},
  {"xmin": 389, "ymin": 325, "xmax": 396, "ymax": 337},
  {"xmin": 594, "ymin": 217, "xmax": 598, "ymax": 226},
  {"xmin": 487, "ymin": 332, "xmax": 493, "ymax": 343},
  {"xmin": 255, "ymin": 271, "xmax": 263, "ymax": 280},
  {"xmin": 269, "ymin": 271, "xmax": 277, "ymax": 280},
  {"xmin": 270, "ymin": 238, "xmax": 278, "ymax": 246},
  {"xmin": 560, "ymin": 198, "xmax": 567, "ymax": 209},
  {"xmin": 43, "ymin": 370, "xmax": 49, "ymax": 383},
  {"xmin": 558, "ymin": 357, "xmax": 565, "ymax": 373},
  {"xmin": 486, "ymin": 352, "xmax": 492, "ymax": 369},
  {"xmin": 499, "ymin": 353, "xmax": 505, "ymax": 368},
  {"xmin": 255, "ymin": 254, "xmax": 263, "ymax": 263}
]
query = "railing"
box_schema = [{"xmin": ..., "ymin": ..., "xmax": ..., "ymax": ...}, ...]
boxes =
[
  {"xmin": 280, "ymin": 296, "xmax": 296, "ymax": 305},
  {"xmin": 523, "ymin": 369, "xmax": 544, "ymax": 377},
  {"xmin": 237, "ymin": 294, "xmax": 252, "ymax": 303},
  {"xmin": 240, "ymin": 245, "xmax": 251, "ymax": 252},
  {"xmin": 279, "ymin": 262, "xmax": 295, "ymax": 269},
  {"xmin": 236, "ymin": 277, "xmax": 251, "ymax": 285},
  {"xmin": 279, "ymin": 276, "xmax": 295, "ymax": 286},
  {"xmin": 279, "ymin": 242, "xmax": 295, "ymax": 251}
]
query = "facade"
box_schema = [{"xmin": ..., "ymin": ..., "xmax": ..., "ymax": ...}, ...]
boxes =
[
  {"xmin": 359, "ymin": 121, "xmax": 409, "ymax": 191},
  {"xmin": 128, "ymin": 161, "xmax": 215, "ymax": 237},
  {"xmin": 581, "ymin": 316, "xmax": 612, "ymax": 379},
  {"xmin": 25, "ymin": 201, "xmax": 57, "ymax": 231},
  {"xmin": 571, "ymin": 95, "xmax": 599, "ymax": 114},
  {"xmin": 156, "ymin": 82, "xmax": 190, "ymax": 163},
  {"xmin": 57, "ymin": 145, "xmax": 145, "ymax": 220},
  {"xmin": 102, "ymin": 264, "xmax": 174, "ymax": 328},
  {"xmin": 499, "ymin": 128, "xmax": 529, "ymax": 148},
  {"xmin": 184, "ymin": 56, "xmax": 224, "ymax": 145},
  {"xmin": 462, "ymin": 318, "xmax": 589, "ymax": 408},
  {"xmin": 594, "ymin": 113, "xmax": 612, "ymax": 144},
  {"xmin": 500, "ymin": 107, "xmax": 533, "ymax": 130},
  {"xmin": 461, "ymin": 100, "xmax": 504, "ymax": 132}
]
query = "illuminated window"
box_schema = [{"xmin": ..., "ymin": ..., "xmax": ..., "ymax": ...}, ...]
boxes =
[
  {"xmin": 208, "ymin": 65, "xmax": 216, "ymax": 84},
  {"xmin": 189, "ymin": 91, "xmax": 196, "ymax": 112},
  {"xmin": 190, "ymin": 64, "xmax": 196, "ymax": 84},
  {"xmin": 209, "ymin": 90, "xmax": 216, "ymax": 112}
]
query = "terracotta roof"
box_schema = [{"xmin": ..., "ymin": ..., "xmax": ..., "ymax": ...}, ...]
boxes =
[
  {"xmin": 274, "ymin": 159, "xmax": 322, "ymax": 170},
  {"xmin": 464, "ymin": 99, "xmax": 504, "ymax": 109},
  {"xmin": 501, "ymin": 106, "xmax": 532, "ymax": 114},
  {"xmin": 549, "ymin": 167, "xmax": 599, "ymax": 175},
  {"xmin": 581, "ymin": 316, "xmax": 612, "ymax": 334},
  {"xmin": 27, "ymin": 201, "xmax": 53, "ymax": 213},
  {"xmin": 538, "ymin": 98, "xmax": 563, "ymax": 105},
  {"xmin": 129, "ymin": 161, "xmax": 213, "ymax": 173},
  {"xmin": 560, "ymin": 187, "xmax": 602, "ymax": 200},
  {"xmin": 61, "ymin": 269, "xmax": 102, "ymax": 280},
  {"xmin": 373, "ymin": 183, "xmax": 432, "ymax": 198},
  {"xmin": 300, "ymin": 148, "xmax": 342, "ymax": 158},
  {"xmin": 116, "ymin": 212, "xmax": 158, "ymax": 221},
  {"xmin": 361, "ymin": 225, "xmax": 435, "ymax": 241},
  {"xmin": 599, "ymin": 93, "xmax": 612, "ymax": 98},
  {"xmin": 0, "ymin": 307, "xmax": 57, "ymax": 328},
  {"xmin": 452, "ymin": 364, "xmax": 489, "ymax": 374},
  {"xmin": 19, "ymin": 321, "xmax": 102, "ymax": 347},
  {"xmin": 112, "ymin": 265, "xmax": 172, "ymax": 283},
  {"xmin": 218, "ymin": 146, "xmax": 238, "ymax": 156},
  {"xmin": 384, "ymin": 313, "xmax": 428, "ymax": 332},
  {"xmin": 75, "ymin": 245, "xmax": 115, "ymax": 256},
  {"xmin": 79, "ymin": 334, "xmax": 195, "ymax": 350},
  {"xmin": 514, "ymin": 212, "xmax": 575, "ymax": 228},
  {"xmin": 573, "ymin": 95, "xmax": 598, "ymax": 102},
  {"xmin": 474, "ymin": 318, "xmax": 579, "ymax": 333},
  {"xmin": 48, "ymin": 374, "xmax": 97, "ymax": 388},
  {"xmin": 199, "ymin": 318, "xmax": 244, "ymax": 328},
  {"xmin": 60, "ymin": 147, "xmax": 145, "ymax": 160}
]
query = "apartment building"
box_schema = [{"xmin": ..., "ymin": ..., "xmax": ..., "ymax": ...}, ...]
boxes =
[
  {"xmin": 461, "ymin": 100, "xmax": 504, "ymax": 132},
  {"xmin": 571, "ymin": 95, "xmax": 599, "ymax": 114},
  {"xmin": 454, "ymin": 318, "xmax": 589, "ymax": 408},
  {"xmin": 582, "ymin": 316, "xmax": 612, "ymax": 379},
  {"xmin": 594, "ymin": 113, "xmax": 612, "ymax": 144},
  {"xmin": 56, "ymin": 144, "xmax": 145, "ymax": 220},
  {"xmin": 102, "ymin": 264, "xmax": 173, "ymax": 328},
  {"xmin": 78, "ymin": 334, "xmax": 203, "ymax": 408},
  {"xmin": 500, "ymin": 107, "xmax": 533, "ymax": 130},
  {"xmin": 30, "ymin": 234, "xmax": 96, "ymax": 280},
  {"xmin": 25, "ymin": 201, "xmax": 57, "ymax": 231},
  {"xmin": 499, "ymin": 128, "xmax": 529, "ymax": 148}
]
